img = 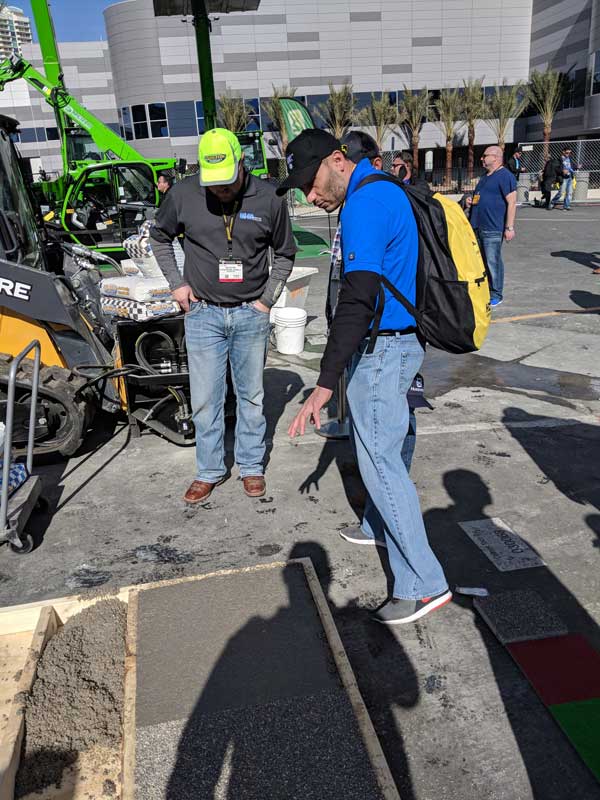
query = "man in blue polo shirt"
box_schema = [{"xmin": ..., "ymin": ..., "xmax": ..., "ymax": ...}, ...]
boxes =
[
  {"xmin": 470, "ymin": 145, "xmax": 517, "ymax": 307},
  {"xmin": 280, "ymin": 129, "xmax": 451, "ymax": 626}
]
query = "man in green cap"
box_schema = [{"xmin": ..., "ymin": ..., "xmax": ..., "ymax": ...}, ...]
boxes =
[{"xmin": 150, "ymin": 128, "xmax": 297, "ymax": 504}]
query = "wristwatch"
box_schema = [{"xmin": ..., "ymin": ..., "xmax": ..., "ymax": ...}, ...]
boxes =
[{"xmin": 505, "ymin": 226, "xmax": 514, "ymax": 231}]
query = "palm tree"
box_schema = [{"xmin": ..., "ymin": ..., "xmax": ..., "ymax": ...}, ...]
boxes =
[
  {"xmin": 318, "ymin": 82, "xmax": 355, "ymax": 140},
  {"xmin": 399, "ymin": 86, "xmax": 430, "ymax": 170},
  {"xmin": 217, "ymin": 91, "xmax": 252, "ymax": 133},
  {"xmin": 356, "ymin": 92, "xmax": 403, "ymax": 149},
  {"xmin": 261, "ymin": 85, "xmax": 297, "ymax": 155},
  {"xmin": 527, "ymin": 69, "xmax": 566, "ymax": 159},
  {"xmin": 462, "ymin": 78, "xmax": 487, "ymax": 181},
  {"xmin": 485, "ymin": 80, "xmax": 528, "ymax": 150},
  {"xmin": 434, "ymin": 88, "xmax": 465, "ymax": 186}
]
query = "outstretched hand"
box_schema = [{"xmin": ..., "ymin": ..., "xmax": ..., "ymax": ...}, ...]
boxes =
[{"xmin": 288, "ymin": 386, "xmax": 333, "ymax": 438}]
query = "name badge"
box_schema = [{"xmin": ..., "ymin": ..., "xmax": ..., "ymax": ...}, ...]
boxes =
[
  {"xmin": 472, "ymin": 194, "xmax": 480, "ymax": 205},
  {"xmin": 219, "ymin": 258, "xmax": 243, "ymax": 282}
]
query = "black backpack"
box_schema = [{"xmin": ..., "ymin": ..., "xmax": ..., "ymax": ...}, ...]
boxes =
[{"xmin": 356, "ymin": 174, "xmax": 491, "ymax": 354}]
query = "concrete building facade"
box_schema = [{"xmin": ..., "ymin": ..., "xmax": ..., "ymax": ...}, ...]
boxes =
[{"xmin": 0, "ymin": 0, "xmax": 599, "ymax": 175}]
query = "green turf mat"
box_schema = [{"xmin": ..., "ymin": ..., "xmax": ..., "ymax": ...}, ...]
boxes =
[
  {"xmin": 293, "ymin": 224, "xmax": 329, "ymax": 259},
  {"xmin": 550, "ymin": 698, "xmax": 600, "ymax": 781}
]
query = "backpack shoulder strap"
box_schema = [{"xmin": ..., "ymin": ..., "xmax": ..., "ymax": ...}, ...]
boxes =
[{"xmin": 351, "ymin": 173, "xmax": 422, "ymax": 352}]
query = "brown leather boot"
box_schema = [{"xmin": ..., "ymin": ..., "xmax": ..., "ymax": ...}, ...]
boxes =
[
  {"xmin": 242, "ymin": 476, "xmax": 266, "ymax": 498},
  {"xmin": 183, "ymin": 480, "xmax": 221, "ymax": 504}
]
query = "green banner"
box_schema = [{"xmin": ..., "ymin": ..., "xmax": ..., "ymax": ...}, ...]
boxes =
[
  {"xmin": 279, "ymin": 97, "xmax": 315, "ymax": 142},
  {"xmin": 279, "ymin": 98, "xmax": 315, "ymax": 204}
]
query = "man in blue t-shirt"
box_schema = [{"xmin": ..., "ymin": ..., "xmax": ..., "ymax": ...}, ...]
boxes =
[
  {"xmin": 470, "ymin": 145, "xmax": 517, "ymax": 307},
  {"xmin": 279, "ymin": 129, "xmax": 451, "ymax": 626}
]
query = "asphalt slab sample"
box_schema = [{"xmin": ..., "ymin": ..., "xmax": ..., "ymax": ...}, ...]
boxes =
[
  {"xmin": 135, "ymin": 565, "xmax": 385, "ymax": 799},
  {"xmin": 15, "ymin": 599, "xmax": 127, "ymax": 798}
]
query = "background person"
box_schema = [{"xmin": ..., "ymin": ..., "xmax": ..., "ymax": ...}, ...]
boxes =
[
  {"xmin": 157, "ymin": 172, "xmax": 173, "ymax": 195},
  {"xmin": 281, "ymin": 129, "xmax": 451, "ymax": 626},
  {"xmin": 390, "ymin": 150, "xmax": 431, "ymax": 192},
  {"xmin": 150, "ymin": 128, "xmax": 296, "ymax": 504},
  {"xmin": 551, "ymin": 146, "xmax": 579, "ymax": 211},
  {"xmin": 470, "ymin": 145, "xmax": 517, "ymax": 308},
  {"xmin": 540, "ymin": 156, "xmax": 562, "ymax": 210},
  {"xmin": 507, "ymin": 149, "xmax": 526, "ymax": 181}
]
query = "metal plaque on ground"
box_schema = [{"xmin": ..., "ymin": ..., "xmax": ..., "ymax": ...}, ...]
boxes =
[{"xmin": 459, "ymin": 518, "xmax": 545, "ymax": 571}]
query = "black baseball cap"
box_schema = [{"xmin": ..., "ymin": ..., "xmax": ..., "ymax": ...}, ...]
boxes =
[
  {"xmin": 341, "ymin": 131, "xmax": 380, "ymax": 163},
  {"xmin": 276, "ymin": 129, "xmax": 341, "ymax": 195}
]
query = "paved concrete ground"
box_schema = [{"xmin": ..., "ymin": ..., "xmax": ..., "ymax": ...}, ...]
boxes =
[
  {"xmin": 135, "ymin": 566, "xmax": 384, "ymax": 799},
  {"xmin": 2, "ymin": 205, "xmax": 600, "ymax": 799}
]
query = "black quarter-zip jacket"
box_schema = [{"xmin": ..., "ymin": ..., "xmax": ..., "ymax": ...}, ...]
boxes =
[{"xmin": 150, "ymin": 171, "xmax": 297, "ymax": 307}]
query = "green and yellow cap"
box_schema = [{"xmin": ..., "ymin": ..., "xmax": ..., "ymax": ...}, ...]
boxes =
[{"xmin": 198, "ymin": 128, "xmax": 242, "ymax": 186}]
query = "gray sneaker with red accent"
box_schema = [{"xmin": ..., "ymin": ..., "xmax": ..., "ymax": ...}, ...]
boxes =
[{"xmin": 371, "ymin": 589, "xmax": 452, "ymax": 625}]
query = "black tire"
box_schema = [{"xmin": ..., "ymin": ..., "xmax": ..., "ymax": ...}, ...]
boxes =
[
  {"xmin": 9, "ymin": 534, "xmax": 34, "ymax": 555},
  {"xmin": 0, "ymin": 355, "xmax": 95, "ymax": 457}
]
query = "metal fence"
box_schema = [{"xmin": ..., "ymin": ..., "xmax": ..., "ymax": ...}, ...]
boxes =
[{"xmin": 517, "ymin": 139, "xmax": 600, "ymax": 190}]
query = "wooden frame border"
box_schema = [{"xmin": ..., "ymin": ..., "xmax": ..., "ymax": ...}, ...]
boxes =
[
  {"xmin": 0, "ymin": 559, "xmax": 400, "ymax": 800},
  {"xmin": 291, "ymin": 557, "xmax": 401, "ymax": 800}
]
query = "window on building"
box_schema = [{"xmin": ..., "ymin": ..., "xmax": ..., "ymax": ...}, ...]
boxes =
[
  {"xmin": 19, "ymin": 128, "xmax": 36, "ymax": 143},
  {"xmin": 35, "ymin": 127, "xmax": 46, "ymax": 142},
  {"xmin": 148, "ymin": 102, "xmax": 169, "ymax": 137},
  {"xmin": 9, "ymin": 131, "xmax": 20, "ymax": 143},
  {"xmin": 167, "ymin": 101, "xmax": 197, "ymax": 137},
  {"xmin": 45, "ymin": 127, "xmax": 59, "ymax": 141},
  {"xmin": 245, "ymin": 97, "xmax": 260, "ymax": 131},
  {"xmin": 121, "ymin": 107, "xmax": 133, "ymax": 141},
  {"xmin": 591, "ymin": 51, "xmax": 600, "ymax": 96},
  {"xmin": 195, "ymin": 101, "xmax": 205, "ymax": 134},
  {"xmin": 131, "ymin": 104, "xmax": 149, "ymax": 139}
]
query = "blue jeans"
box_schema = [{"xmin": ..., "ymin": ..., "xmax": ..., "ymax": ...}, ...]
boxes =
[
  {"xmin": 476, "ymin": 229, "xmax": 504, "ymax": 303},
  {"xmin": 346, "ymin": 333, "xmax": 448, "ymax": 600},
  {"xmin": 184, "ymin": 300, "xmax": 270, "ymax": 482},
  {"xmin": 552, "ymin": 176, "xmax": 573, "ymax": 209}
]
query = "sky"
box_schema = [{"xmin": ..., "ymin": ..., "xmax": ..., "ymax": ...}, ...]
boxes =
[{"xmin": 16, "ymin": 1, "xmax": 116, "ymax": 42}]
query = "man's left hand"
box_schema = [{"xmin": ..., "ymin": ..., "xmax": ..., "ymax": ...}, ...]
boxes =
[
  {"xmin": 504, "ymin": 229, "xmax": 515, "ymax": 242},
  {"xmin": 288, "ymin": 386, "xmax": 334, "ymax": 437},
  {"xmin": 252, "ymin": 300, "xmax": 270, "ymax": 313}
]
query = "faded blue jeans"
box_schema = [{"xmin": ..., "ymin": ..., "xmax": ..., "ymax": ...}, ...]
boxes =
[
  {"xmin": 346, "ymin": 333, "xmax": 448, "ymax": 600},
  {"xmin": 552, "ymin": 176, "xmax": 573, "ymax": 209},
  {"xmin": 476, "ymin": 229, "xmax": 504, "ymax": 303},
  {"xmin": 184, "ymin": 300, "xmax": 270, "ymax": 482}
]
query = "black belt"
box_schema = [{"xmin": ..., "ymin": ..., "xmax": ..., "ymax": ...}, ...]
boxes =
[
  {"xmin": 199, "ymin": 298, "xmax": 260, "ymax": 308},
  {"xmin": 376, "ymin": 327, "xmax": 417, "ymax": 337}
]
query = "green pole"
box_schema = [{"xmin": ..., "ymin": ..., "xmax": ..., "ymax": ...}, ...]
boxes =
[
  {"xmin": 190, "ymin": 0, "xmax": 217, "ymax": 131},
  {"xmin": 30, "ymin": 0, "xmax": 63, "ymax": 87},
  {"xmin": 30, "ymin": 1, "xmax": 69, "ymax": 172}
]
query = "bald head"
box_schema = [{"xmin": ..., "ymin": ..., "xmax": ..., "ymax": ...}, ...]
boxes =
[{"xmin": 481, "ymin": 145, "xmax": 504, "ymax": 174}]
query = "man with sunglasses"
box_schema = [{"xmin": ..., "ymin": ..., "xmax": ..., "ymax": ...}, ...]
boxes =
[
  {"xmin": 470, "ymin": 145, "xmax": 517, "ymax": 308},
  {"xmin": 390, "ymin": 150, "xmax": 431, "ymax": 193}
]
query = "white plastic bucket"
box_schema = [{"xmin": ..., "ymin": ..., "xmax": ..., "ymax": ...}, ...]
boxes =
[{"xmin": 273, "ymin": 307, "xmax": 308, "ymax": 355}]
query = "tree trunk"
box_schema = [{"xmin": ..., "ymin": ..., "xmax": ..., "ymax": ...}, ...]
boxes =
[
  {"xmin": 445, "ymin": 140, "xmax": 453, "ymax": 187},
  {"xmin": 412, "ymin": 133, "xmax": 419, "ymax": 171},
  {"xmin": 543, "ymin": 124, "xmax": 551, "ymax": 162},
  {"xmin": 467, "ymin": 123, "xmax": 475, "ymax": 182}
]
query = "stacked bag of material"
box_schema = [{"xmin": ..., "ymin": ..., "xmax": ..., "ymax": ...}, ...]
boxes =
[
  {"xmin": 101, "ymin": 221, "xmax": 180, "ymax": 321},
  {"xmin": 0, "ymin": 422, "xmax": 27, "ymax": 497}
]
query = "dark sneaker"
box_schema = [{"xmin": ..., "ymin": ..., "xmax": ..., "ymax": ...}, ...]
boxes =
[
  {"xmin": 339, "ymin": 525, "xmax": 387, "ymax": 548},
  {"xmin": 371, "ymin": 590, "xmax": 452, "ymax": 625}
]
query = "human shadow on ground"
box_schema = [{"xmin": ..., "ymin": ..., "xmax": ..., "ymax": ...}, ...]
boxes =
[
  {"xmin": 550, "ymin": 250, "xmax": 600, "ymax": 271},
  {"xmin": 502, "ymin": 407, "xmax": 600, "ymax": 543},
  {"xmin": 165, "ymin": 544, "xmax": 417, "ymax": 799},
  {"xmin": 425, "ymin": 467, "xmax": 600, "ymax": 799},
  {"xmin": 288, "ymin": 541, "xmax": 419, "ymax": 799},
  {"xmin": 569, "ymin": 289, "xmax": 600, "ymax": 312}
]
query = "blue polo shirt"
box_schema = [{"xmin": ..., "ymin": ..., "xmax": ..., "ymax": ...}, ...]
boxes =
[
  {"xmin": 470, "ymin": 167, "xmax": 517, "ymax": 232},
  {"xmin": 341, "ymin": 159, "xmax": 418, "ymax": 330}
]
